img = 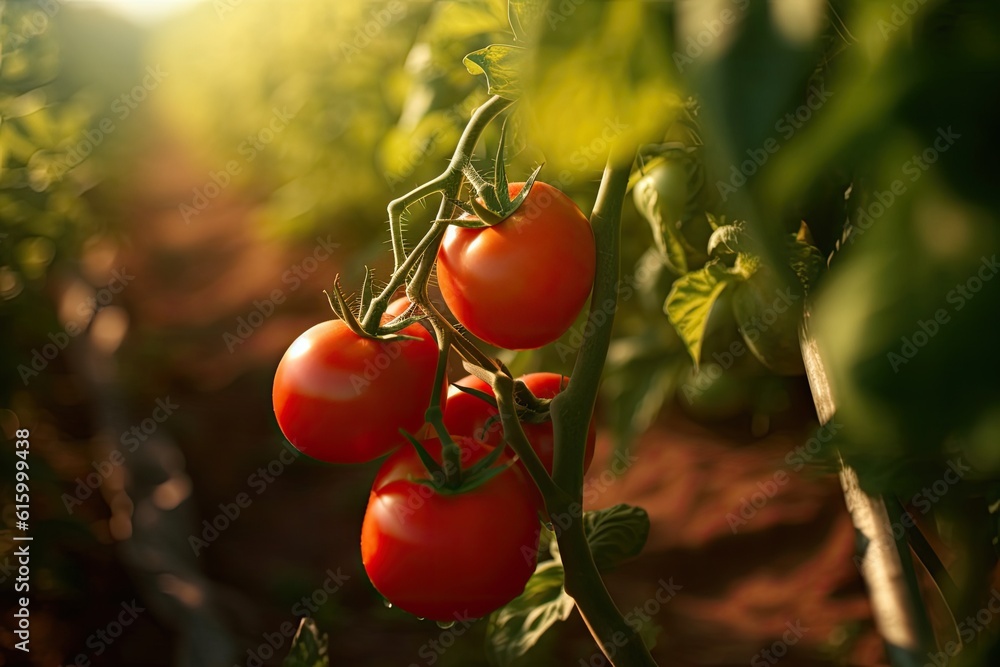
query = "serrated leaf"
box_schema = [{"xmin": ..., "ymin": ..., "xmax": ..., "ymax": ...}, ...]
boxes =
[
  {"xmin": 485, "ymin": 561, "xmax": 574, "ymax": 666},
  {"xmin": 664, "ymin": 261, "xmax": 740, "ymax": 367},
  {"xmin": 464, "ymin": 45, "xmax": 525, "ymax": 100},
  {"xmin": 583, "ymin": 505, "xmax": 650, "ymax": 571},
  {"xmin": 281, "ymin": 618, "xmax": 329, "ymax": 667}
]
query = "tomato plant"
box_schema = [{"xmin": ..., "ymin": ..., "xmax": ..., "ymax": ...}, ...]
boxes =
[
  {"xmin": 436, "ymin": 181, "xmax": 596, "ymax": 350},
  {"xmin": 444, "ymin": 372, "xmax": 597, "ymax": 475},
  {"xmin": 272, "ymin": 318, "xmax": 441, "ymax": 463},
  {"xmin": 360, "ymin": 436, "xmax": 540, "ymax": 621}
]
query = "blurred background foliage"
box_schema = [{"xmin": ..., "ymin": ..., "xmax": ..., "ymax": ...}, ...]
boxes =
[{"xmin": 2, "ymin": 0, "xmax": 999, "ymax": 665}]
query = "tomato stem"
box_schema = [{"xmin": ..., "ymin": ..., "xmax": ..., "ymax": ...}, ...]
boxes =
[
  {"xmin": 489, "ymin": 372, "xmax": 566, "ymax": 506},
  {"xmin": 425, "ymin": 327, "xmax": 462, "ymax": 487},
  {"xmin": 360, "ymin": 95, "xmax": 514, "ymax": 334},
  {"xmin": 548, "ymin": 158, "xmax": 659, "ymax": 667},
  {"xmin": 551, "ymin": 160, "xmax": 629, "ymax": 498}
]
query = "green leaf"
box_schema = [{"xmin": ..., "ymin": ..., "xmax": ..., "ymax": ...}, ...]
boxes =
[
  {"xmin": 707, "ymin": 221, "xmax": 750, "ymax": 259},
  {"xmin": 507, "ymin": 0, "xmax": 545, "ymax": 42},
  {"xmin": 281, "ymin": 618, "xmax": 329, "ymax": 667},
  {"xmin": 583, "ymin": 504, "xmax": 650, "ymax": 572},
  {"xmin": 485, "ymin": 561, "xmax": 574, "ymax": 666},
  {"xmin": 464, "ymin": 45, "xmax": 525, "ymax": 100},
  {"xmin": 664, "ymin": 261, "xmax": 740, "ymax": 367}
]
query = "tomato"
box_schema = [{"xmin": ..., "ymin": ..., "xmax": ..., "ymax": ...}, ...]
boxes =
[
  {"xmin": 731, "ymin": 267, "xmax": 805, "ymax": 376},
  {"xmin": 436, "ymin": 182, "xmax": 596, "ymax": 350},
  {"xmin": 443, "ymin": 372, "xmax": 596, "ymax": 476},
  {"xmin": 361, "ymin": 436, "xmax": 540, "ymax": 621},
  {"xmin": 385, "ymin": 296, "xmax": 412, "ymax": 318},
  {"xmin": 272, "ymin": 318, "xmax": 442, "ymax": 463},
  {"xmin": 632, "ymin": 158, "xmax": 711, "ymax": 274}
]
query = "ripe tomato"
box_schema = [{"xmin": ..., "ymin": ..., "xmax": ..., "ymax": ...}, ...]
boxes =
[
  {"xmin": 361, "ymin": 436, "xmax": 540, "ymax": 621},
  {"xmin": 385, "ymin": 296, "xmax": 412, "ymax": 318},
  {"xmin": 443, "ymin": 373, "xmax": 596, "ymax": 476},
  {"xmin": 272, "ymin": 318, "xmax": 442, "ymax": 463},
  {"xmin": 436, "ymin": 182, "xmax": 596, "ymax": 350}
]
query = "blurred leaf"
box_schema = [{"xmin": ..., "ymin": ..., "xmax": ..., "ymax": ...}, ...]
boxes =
[
  {"xmin": 281, "ymin": 618, "xmax": 330, "ymax": 667},
  {"xmin": 583, "ymin": 504, "xmax": 650, "ymax": 571},
  {"xmin": 464, "ymin": 44, "xmax": 526, "ymax": 100},
  {"xmin": 523, "ymin": 1, "xmax": 682, "ymax": 171},
  {"xmin": 508, "ymin": 0, "xmax": 545, "ymax": 42},
  {"xmin": 788, "ymin": 236, "xmax": 824, "ymax": 293},
  {"xmin": 665, "ymin": 260, "xmax": 740, "ymax": 366},
  {"xmin": 485, "ymin": 560, "xmax": 574, "ymax": 666},
  {"xmin": 603, "ymin": 327, "xmax": 684, "ymax": 454}
]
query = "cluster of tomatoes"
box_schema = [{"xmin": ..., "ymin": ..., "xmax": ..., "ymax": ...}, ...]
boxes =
[{"xmin": 272, "ymin": 183, "xmax": 597, "ymax": 621}]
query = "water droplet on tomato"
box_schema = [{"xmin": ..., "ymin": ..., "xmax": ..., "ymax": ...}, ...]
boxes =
[{"xmin": 382, "ymin": 599, "xmax": 393, "ymax": 609}]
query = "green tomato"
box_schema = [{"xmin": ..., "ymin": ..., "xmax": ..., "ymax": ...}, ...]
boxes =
[
  {"xmin": 731, "ymin": 267, "xmax": 805, "ymax": 376},
  {"xmin": 632, "ymin": 158, "xmax": 710, "ymax": 274}
]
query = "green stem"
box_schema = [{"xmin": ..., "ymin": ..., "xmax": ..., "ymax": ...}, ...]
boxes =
[
  {"xmin": 361, "ymin": 95, "xmax": 514, "ymax": 332},
  {"xmin": 559, "ymin": 517, "xmax": 658, "ymax": 667},
  {"xmin": 547, "ymin": 159, "xmax": 656, "ymax": 666},
  {"xmin": 426, "ymin": 326, "xmax": 461, "ymax": 486},
  {"xmin": 551, "ymin": 160, "xmax": 630, "ymax": 498},
  {"xmin": 491, "ymin": 373, "xmax": 567, "ymax": 506}
]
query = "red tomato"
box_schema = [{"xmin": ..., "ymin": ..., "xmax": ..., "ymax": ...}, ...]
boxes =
[
  {"xmin": 361, "ymin": 436, "xmax": 540, "ymax": 621},
  {"xmin": 272, "ymin": 318, "xmax": 442, "ymax": 463},
  {"xmin": 385, "ymin": 296, "xmax": 412, "ymax": 318},
  {"xmin": 436, "ymin": 182, "xmax": 596, "ymax": 350},
  {"xmin": 443, "ymin": 373, "xmax": 597, "ymax": 476}
]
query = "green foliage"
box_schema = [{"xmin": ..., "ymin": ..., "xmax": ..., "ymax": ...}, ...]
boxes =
[
  {"xmin": 664, "ymin": 260, "xmax": 740, "ymax": 367},
  {"xmin": 281, "ymin": 618, "xmax": 330, "ymax": 667},
  {"xmin": 464, "ymin": 45, "xmax": 525, "ymax": 99},
  {"xmin": 485, "ymin": 560, "xmax": 574, "ymax": 666},
  {"xmin": 581, "ymin": 504, "xmax": 651, "ymax": 572},
  {"xmin": 486, "ymin": 504, "xmax": 649, "ymax": 664}
]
